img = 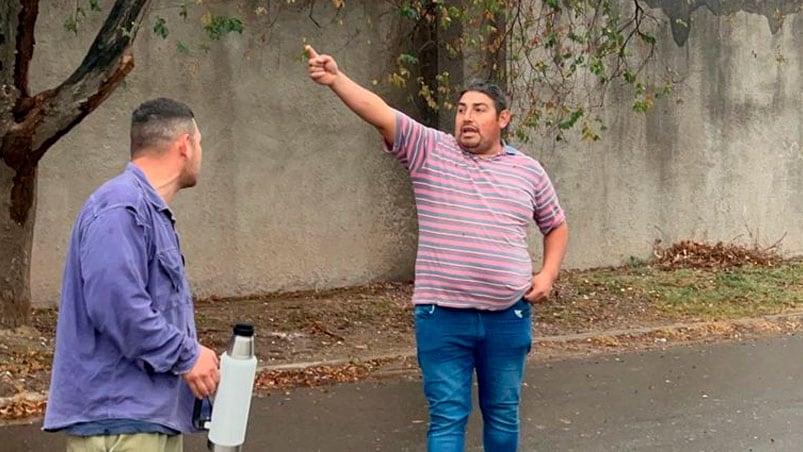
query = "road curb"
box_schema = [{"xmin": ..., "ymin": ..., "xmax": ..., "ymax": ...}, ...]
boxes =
[
  {"xmin": 536, "ymin": 311, "xmax": 803, "ymax": 343},
  {"xmin": 3, "ymin": 311, "xmax": 803, "ymax": 420},
  {"xmin": 257, "ymin": 311, "xmax": 803, "ymax": 372}
]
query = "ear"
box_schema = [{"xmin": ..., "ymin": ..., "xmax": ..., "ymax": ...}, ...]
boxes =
[
  {"xmin": 176, "ymin": 133, "xmax": 192, "ymax": 160},
  {"xmin": 498, "ymin": 109, "xmax": 512, "ymax": 130}
]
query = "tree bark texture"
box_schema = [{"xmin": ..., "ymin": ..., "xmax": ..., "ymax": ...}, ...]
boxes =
[
  {"xmin": 0, "ymin": 161, "xmax": 35, "ymax": 327},
  {"xmin": 0, "ymin": 0, "xmax": 152, "ymax": 328}
]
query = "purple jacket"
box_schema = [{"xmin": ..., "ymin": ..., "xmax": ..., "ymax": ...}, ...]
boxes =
[{"xmin": 44, "ymin": 163, "xmax": 200, "ymax": 433}]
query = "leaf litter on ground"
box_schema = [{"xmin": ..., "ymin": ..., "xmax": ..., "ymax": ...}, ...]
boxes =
[{"xmin": 2, "ymin": 241, "xmax": 803, "ymax": 421}]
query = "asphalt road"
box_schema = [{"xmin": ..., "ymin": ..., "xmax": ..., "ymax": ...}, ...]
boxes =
[{"xmin": 4, "ymin": 334, "xmax": 802, "ymax": 451}]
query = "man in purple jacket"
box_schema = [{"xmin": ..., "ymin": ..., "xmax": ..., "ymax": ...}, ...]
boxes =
[{"xmin": 44, "ymin": 98, "xmax": 220, "ymax": 452}]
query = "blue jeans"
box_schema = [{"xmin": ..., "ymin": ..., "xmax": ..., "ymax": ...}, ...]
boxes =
[{"xmin": 414, "ymin": 299, "xmax": 532, "ymax": 452}]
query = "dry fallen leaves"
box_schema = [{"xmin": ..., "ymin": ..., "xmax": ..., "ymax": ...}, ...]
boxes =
[
  {"xmin": 652, "ymin": 240, "xmax": 780, "ymax": 270},
  {"xmin": 255, "ymin": 358, "xmax": 394, "ymax": 391},
  {"xmin": 0, "ymin": 398, "xmax": 46, "ymax": 420}
]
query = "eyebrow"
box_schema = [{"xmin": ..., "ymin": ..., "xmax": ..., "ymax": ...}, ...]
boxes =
[{"xmin": 457, "ymin": 101, "xmax": 490, "ymax": 108}]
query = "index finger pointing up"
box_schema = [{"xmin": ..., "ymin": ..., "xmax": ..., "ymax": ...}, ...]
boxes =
[{"xmin": 304, "ymin": 45, "xmax": 319, "ymax": 60}]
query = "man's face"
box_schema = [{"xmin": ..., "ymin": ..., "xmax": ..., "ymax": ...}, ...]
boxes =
[
  {"xmin": 454, "ymin": 90, "xmax": 510, "ymax": 157},
  {"xmin": 180, "ymin": 120, "xmax": 203, "ymax": 188}
]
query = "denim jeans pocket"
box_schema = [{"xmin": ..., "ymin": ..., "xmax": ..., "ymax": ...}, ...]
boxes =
[
  {"xmin": 509, "ymin": 298, "xmax": 531, "ymax": 319},
  {"xmin": 413, "ymin": 304, "xmax": 436, "ymax": 320},
  {"xmin": 522, "ymin": 297, "xmax": 532, "ymax": 314}
]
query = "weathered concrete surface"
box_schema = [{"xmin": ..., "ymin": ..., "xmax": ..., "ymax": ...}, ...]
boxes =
[
  {"xmin": 644, "ymin": 0, "xmax": 802, "ymax": 45},
  {"xmin": 28, "ymin": 1, "xmax": 803, "ymax": 306},
  {"xmin": 531, "ymin": 1, "xmax": 803, "ymax": 268},
  {"xmin": 4, "ymin": 335, "xmax": 803, "ymax": 450},
  {"xmin": 29, "ymin": 1, "xmax": 418, "ymax": 306}
]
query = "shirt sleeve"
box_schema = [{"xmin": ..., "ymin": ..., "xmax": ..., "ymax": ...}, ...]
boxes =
[
  {"xmin": 383, "ymin": 110, "xmax": 440, "ymax": 173},
  {"xmin": 80, "ymin": 207, "xmax": 199, "ymax": 374},
  {"xmin": 532, "ymin": 166, "xmax": 566, "ymax": 235}
]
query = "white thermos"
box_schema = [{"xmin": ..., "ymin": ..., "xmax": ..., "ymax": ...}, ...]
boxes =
[{"xmin": 208, "ymin": 323, "xmax": 258, "ymax": 451}]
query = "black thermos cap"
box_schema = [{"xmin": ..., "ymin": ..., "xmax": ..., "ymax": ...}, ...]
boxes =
[{"xmin": 233, "ymin": 323, "xmax": 254, "ymax": 337}]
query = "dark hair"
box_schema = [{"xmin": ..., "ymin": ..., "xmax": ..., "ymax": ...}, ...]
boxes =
[
  {"xmin": 130, "ymin": 97, "xmax": 195, "ymax": 157},
  {"xmin": 459, "ymin": 80, "xmax": 510, "ymax": 115}
]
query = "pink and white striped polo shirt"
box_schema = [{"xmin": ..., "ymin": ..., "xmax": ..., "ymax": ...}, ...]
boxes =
[{"xmin": 385, "ymin": 111, "xmax": 565, "ymax": 310}]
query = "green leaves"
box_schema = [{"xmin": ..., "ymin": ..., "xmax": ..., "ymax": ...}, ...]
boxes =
[
  {"xmin": 399, "ymin": 5, "xmax": 419, "ymax": 20},
  {"xmin": 203, "ymin": 16, "xmax": 245, "ymax": 40},
  {"xmin": 397, "ymin": 53, "xmax": 419, "ymax": 66},
  {"xmin": 176, "ymin": 41, "xmax": 190, "ymax": 55},
  {"xmin": 153, "ymin": 17, "xmax": 169, "ymax": 39},
  {"xmin": 154, "ymin": 12, "xmax": 245, "ymax": 42},
  {"xmin": 369, "ymin": 0, "xmax": 672, "ymax": 140},
  {"xmin": 64, "ymin": 15, "xmax": 81, "ymax": 35},
  {"xmin": 77, "ymin": 0, "xmax": 671, "ymax": 137},
  {"xmin": 151, "ymin": 5, "xmax": 246, "ymax": 54},
  {"xmin": 63, "ymin": 1, "xmax": 245, "ymax": 51},
  {"xmin": 59, "ymin": 0, "xmax": 665, "ymax": 141},
  {"xmin": 558, "ymin": 109, "xmax": 584, "ymax": 131},
  {"xmin": 63, "ymin": 0, "xmax": 102, "ymax": 34}
]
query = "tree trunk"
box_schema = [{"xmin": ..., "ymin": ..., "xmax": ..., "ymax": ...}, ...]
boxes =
[
  {"xmin": 0, "ymin": 0, "xmax": 151, "ymax": 328},
  {"xmin": 0, "ymin": 160, "xmax": 35, "ymax": 327}
]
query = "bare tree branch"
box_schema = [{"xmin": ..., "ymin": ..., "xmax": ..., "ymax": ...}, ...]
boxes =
[
  {"xmin": 19, "ymin": 0, "xmax": 152, "ymax": 164},
  {"xmin": 0, "ymin": 2, "xmax": 21, "ymax": 88},
  {"xmin": 1, "ymin": 2, "xmax": 26, "ymax": 162},
  {"xmin": 14, "ymin": 0, "xmax": 38, "ymax": 97}
]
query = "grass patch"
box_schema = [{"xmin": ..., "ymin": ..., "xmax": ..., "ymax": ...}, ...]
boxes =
[
  {"xmin": 564, "ymin": 260, "xmax": 803, "ymax": 322},
  {"xmin": 656, "ymin": 263, "xmax": 803, "ymax": 318}
]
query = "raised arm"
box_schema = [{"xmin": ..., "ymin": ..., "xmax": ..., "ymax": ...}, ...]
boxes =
[{"xmin": 306, "ymin": 45, "xmax": 396, "ymax": 145}]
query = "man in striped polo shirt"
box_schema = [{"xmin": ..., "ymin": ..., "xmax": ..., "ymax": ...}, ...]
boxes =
[{"xmin": 306, "ymin": 45, "xmax": 568, "ymax": 451}]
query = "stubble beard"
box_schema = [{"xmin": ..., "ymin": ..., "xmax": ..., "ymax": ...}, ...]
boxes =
[{"xmin": 457, "ymin": 131, "xmax": 482, "ymax": 154}]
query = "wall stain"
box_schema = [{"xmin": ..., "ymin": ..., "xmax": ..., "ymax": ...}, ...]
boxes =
[{"xmin": 643, "ymin": 0, "xmax": 802, "ymax": 46}]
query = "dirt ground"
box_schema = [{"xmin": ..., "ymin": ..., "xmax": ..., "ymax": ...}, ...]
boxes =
[
  {"xmin": 2, "ymin": 241, "xmax": 802, "ymax": 421},
  {"xmin": 1, "ymin": 274, "xmax": 673, "ymax": 398}
]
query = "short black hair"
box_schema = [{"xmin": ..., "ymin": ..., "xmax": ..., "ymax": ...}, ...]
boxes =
[
  {"xmin": 130, "ymin": 97, "xmax": 195, "ymax": 157},
  {"xmin": 459, "ymin": 80, "xmax": 510, "ymax": 115}
]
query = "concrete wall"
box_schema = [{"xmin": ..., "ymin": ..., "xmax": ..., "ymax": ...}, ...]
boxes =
[
  {"xmin": 30, "ymin": 1, "xmax": 418, "ymax": 306},
  {"xmin": 526, "ymin": 0, "xmax": 803, "ymax": 268},
  {"xmin": 29, "ymin": 1, "xmax": 802, "ymax": 306}
]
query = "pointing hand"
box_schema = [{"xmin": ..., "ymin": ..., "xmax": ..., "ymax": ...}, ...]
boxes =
[{"xmin": 305, "ymin": 45, "xmax": 339, "ymax": 86}]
